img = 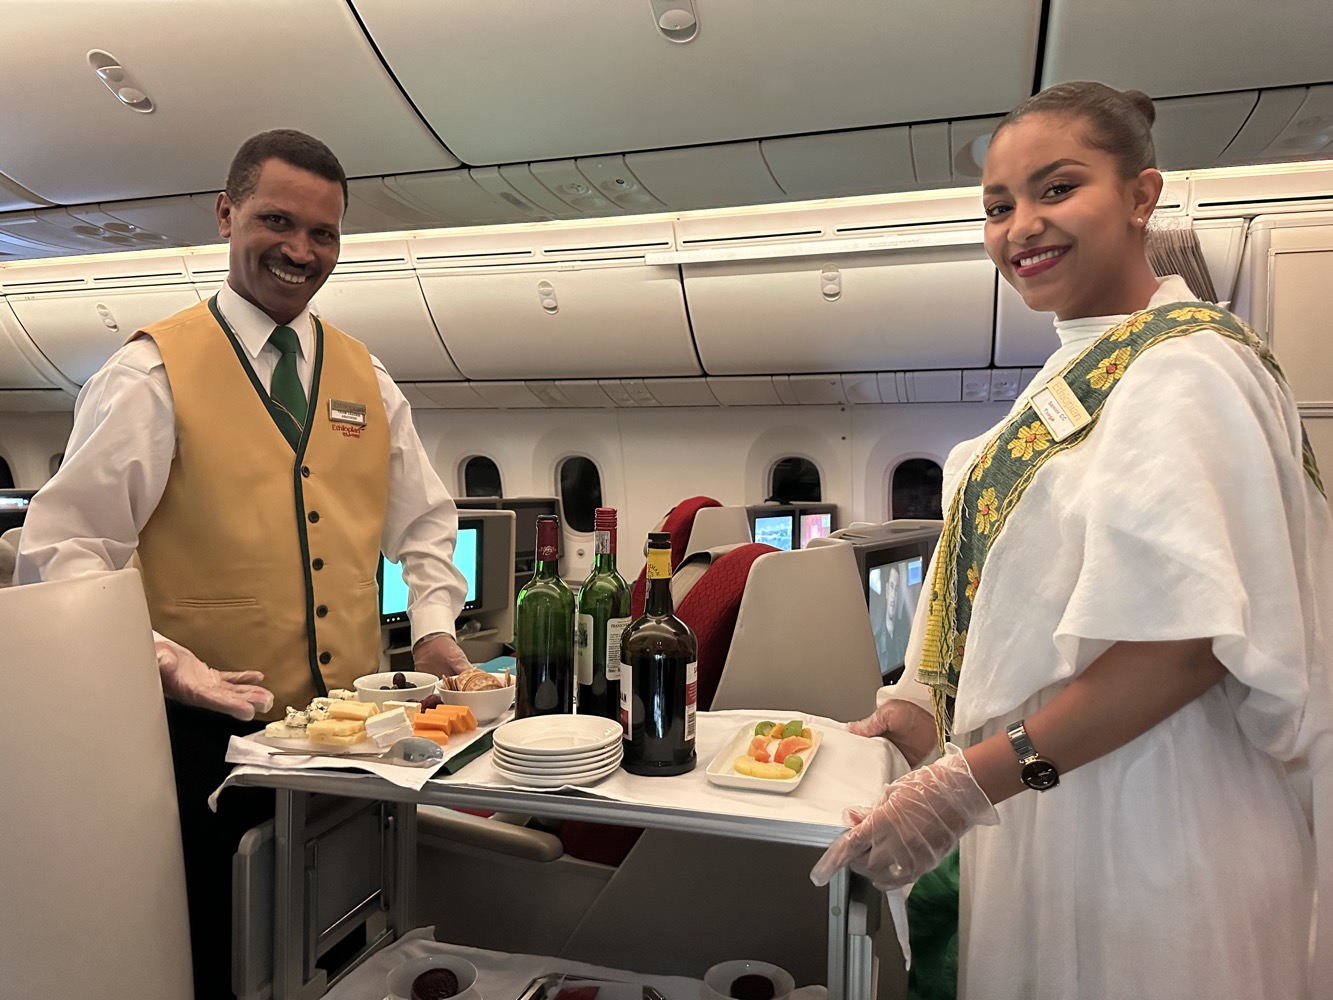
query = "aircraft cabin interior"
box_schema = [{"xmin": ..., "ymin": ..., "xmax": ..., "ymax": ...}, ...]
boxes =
[{"xmin": 1, "ymin": 2, "xmax": 1332, "ymax": 999}]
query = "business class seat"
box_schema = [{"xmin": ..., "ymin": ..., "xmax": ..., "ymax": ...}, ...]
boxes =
[
  {"xmin": 628, "ymin": 495, "xmax": 721, "ymax": 616},
  {"xmin": 0, "ymin": 528, "xmax": 17, "ymax": 585},
  {"xmin": 710, "ymin": 541, "xmax": 886, "ymax": 722},
  {"xmin": 0, "ymin": 568, "xmax": 194, "ymax": 1000}
]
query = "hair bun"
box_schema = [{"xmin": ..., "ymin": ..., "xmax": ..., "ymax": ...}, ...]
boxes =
[{"xmin": 1123, "ymin": 89, "xmax": 1156, "ymax": 127}]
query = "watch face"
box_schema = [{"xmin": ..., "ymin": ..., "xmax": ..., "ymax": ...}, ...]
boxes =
[{"xmin": 1022, "ymin": 759, "xmax": 1060, "ymax": 790}]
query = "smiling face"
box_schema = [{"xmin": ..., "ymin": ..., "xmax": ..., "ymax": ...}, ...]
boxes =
[
  {"xmin": 215, "ymin": 157, "xmax": 343, "ymax": 325},
  {"xmin": 981, "ymin": 113, "xmax": 1163, "ymax": 321}
]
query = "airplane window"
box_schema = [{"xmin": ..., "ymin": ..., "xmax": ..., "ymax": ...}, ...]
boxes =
[
  {"xmin": 768, "ymin": 456, "xmax": 821, "ymax": 503},
  {"xmin": 558, "ymin": 456, "xmax": 603, "ymax": 533},
  {"xmin": 462, "ymin": 455, "xmax": 502, "ymax": 497},
  {"xmin": 0, "ymin": 457, "xmax": 12, "ymax": 490},
  {"xmin": 891, "ymin": 458, "xmax": 943, "ymax": 520}
]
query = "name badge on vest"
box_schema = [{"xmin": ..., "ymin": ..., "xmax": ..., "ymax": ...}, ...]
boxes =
[
  {"xmin": 1030, "ymin": 376, "xmax": 1091, "ymax": 442},
  {"xmin": 329, "ymin": 399, "xmax": 367, "ymax": 438}
]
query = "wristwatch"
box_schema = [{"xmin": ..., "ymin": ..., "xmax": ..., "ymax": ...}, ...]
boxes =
[{"xmin": 1006, "ymin": 721, "xmax": 1060, "ymax": 791}]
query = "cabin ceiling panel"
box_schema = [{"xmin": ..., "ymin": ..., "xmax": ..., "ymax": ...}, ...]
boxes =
[
  {"xmin": 0, "ymin": 173, "xmax": 50, "ymax": 215},
  {"xmin": 1251, "ymin": 86, "xmax": 1333, "ymax": 162},
  {"xmin": 385, "ymin": 172, "xmax": 569, "ymax": 228},
  {"xmin": 761, "ymin": 128, "xmax": 919, "ymax": 200},
  {"xmin": 1043, "ymin": 0, "xmax": 1333, "ymax": 97},
  {"xmin": 623, "ymin": 143, "xmax": 788, "ymax": 211},
  {"xmin": 1151, "ymin": 93, "xmax": 1257, "ymax": 171},
  {"xmin": 91, "ymin": 196, "xmax": 227, "ymax": 250},
  {"xmin": 350, "ymin": 0, "xmax": 1040, "ymax": 165},
  {"xmin": 0, "ymin": 0, "xmax": 455, "ymax": 205}
]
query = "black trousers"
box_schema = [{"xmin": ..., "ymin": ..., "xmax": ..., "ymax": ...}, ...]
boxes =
[{"xmin": 166, "ymin": 701, "xmax": 274, "ymax": 1000}]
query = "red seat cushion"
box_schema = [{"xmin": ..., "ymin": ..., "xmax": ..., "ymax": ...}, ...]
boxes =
[{"xmin": 629, "ymin": 496, "xmax": 721, "ymax": 617}]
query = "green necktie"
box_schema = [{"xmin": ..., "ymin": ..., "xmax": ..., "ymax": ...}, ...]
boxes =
[{"xmin": 268, "ymin": 325, "xmax": 307, "ymax": 441}]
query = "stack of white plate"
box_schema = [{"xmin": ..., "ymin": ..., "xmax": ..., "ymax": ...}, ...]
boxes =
[{"xmin": 491, "ymin": 714, "xmax": 623, "ymax": 787}]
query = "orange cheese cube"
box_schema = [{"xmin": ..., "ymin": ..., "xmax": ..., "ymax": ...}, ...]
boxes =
[{"xmin": 412, "ymin": 726, "xmax": 450, "ymax": 746}]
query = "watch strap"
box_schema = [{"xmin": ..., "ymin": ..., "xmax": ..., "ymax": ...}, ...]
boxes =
[{"xmin": 1006, "ymin": 720, "xmax": 1039, "ymax": 763}]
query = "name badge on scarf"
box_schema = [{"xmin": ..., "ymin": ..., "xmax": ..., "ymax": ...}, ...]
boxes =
[{"xmin": 1030, "ymin": 376, "xmax": 1091, "ymax": 442}]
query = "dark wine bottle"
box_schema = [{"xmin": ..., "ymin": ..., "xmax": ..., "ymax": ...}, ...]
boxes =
[
  {"xmin": 619, "ymin": 531, "xmax": 697, "ymax": 775},
  {"xmin": 514, "ymin": 514, "xmax": 575, "ymax": 718},
  {"xmin": 575, "ymin": 507, "xmax": 632, "ymax": 720}
]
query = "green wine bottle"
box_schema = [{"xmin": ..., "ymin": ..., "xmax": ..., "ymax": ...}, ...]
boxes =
[
  {"xmin": 514, "ymin": 514, "xmax": 575, "ymax": 718},
  {"xmin": 575, "ymin": 507, "xmax": 632, "ymax": 720}
]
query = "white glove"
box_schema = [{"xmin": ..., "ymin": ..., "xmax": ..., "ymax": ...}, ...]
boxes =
[
  {"xmin": 847, "ymin": 698, "xmax": 940, "ymax": 769},
  {"xmin": 155, "ymin": 638, "xmax": 275, "ymax": 722},
  {"xmin": 810, "ymin": 745, "xmax": 998, "ymax": 890},
  {"xmin": 412, "ymin": 632, "xmax": 472, "ymax": 677}
]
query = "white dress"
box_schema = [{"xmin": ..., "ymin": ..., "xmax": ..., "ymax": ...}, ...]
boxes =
[{"xmin": 908, "ymin": 276, "xmax": 1332, "ymax": 999}]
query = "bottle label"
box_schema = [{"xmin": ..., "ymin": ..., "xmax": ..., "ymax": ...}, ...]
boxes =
[
  {"xmin": 618, "ymin": 660, "xmax": 632, "ymax": 735},
  {"xmin": 685, "ymin": 660, "xmax": 698, "ymax": 742},
  {"xmin": 645, "ymin": 547, "xmax": 671, "ymax": 581},
  {"xmin": 605, "ymin": 617, "xmax": 630, "ymax": 680},
  {"xmin": 575, "ymin": 613, "xmax": 593, "ymax": 685},
  {"xmin": 536, "ymin": 541, "xmax": 559, "ymax": 561},
  {"xmin": 594, "ymin": 529, "xmax": 612, "ymax": 555}
]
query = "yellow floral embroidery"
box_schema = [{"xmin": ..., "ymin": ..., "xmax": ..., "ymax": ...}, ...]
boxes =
[
  {"xmin": 1088, "ymin": 347, "xmax": 1131, "ymax": 390},
  {"xmin": 1167, "ymin": 306, "xmax": 1220, "ymax": 322},
  {"xmin": 1109, "ymin": 311, "xmax": 1153, "ymax": 341},
  {"xmin": 965, "ymin": 563, "xmax": 980, "ymax": 603},
  {"xmin": 974, "ymin": 487, "xmax": 999, "ymax": 535},
  {"xmin": 971, "ymin": 442, "xmax": 996, "ymax": 482},
  {"xmin": 1008, "ymin": 420, "xmax": 1052, "ymax": 461},
  {"xmin": 950, "ymin": 630, "xmax": 968, "ymax": 671}
]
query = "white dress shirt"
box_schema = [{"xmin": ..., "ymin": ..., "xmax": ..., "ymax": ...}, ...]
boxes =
[{"xmin": 17, "ymin": 281, "xmax": 467, "ymax": 642}]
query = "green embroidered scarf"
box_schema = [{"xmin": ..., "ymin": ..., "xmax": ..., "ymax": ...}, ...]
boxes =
[{"xmin": 918, "ymin": 301, "xmax": 1325, "ymax": 749}]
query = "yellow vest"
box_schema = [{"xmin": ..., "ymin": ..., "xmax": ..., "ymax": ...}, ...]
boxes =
[{"xmin": 136, "ymin": 298, "xmax": 389, "ymax": 721}]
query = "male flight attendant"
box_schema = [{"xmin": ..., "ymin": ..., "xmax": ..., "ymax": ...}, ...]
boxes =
[{"xmin": 17, "ymin": 130, "xmax": 470, "ymax": 998}]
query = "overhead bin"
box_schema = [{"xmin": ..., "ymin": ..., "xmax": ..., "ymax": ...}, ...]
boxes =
[
  {"xmin": 418, "ymin": 263, "xmax": 697, "ymax": 380},
  {"xmin": 6, "ymin": 286, "xmax": 201, "ymax": 385},
  {"xmin": 683, "ymin": 246, "xmax": 996, "ymax": 375},
  {"xmin": 1042, "ymin": 0, "xmax": 1333, "ymax": 97},
  {"xmin": 994, "ymin": 281, "xmax": 1057, "ymax": 368},
  {"xmin": 350, "ymin": 0, "xmax": 1040, "ymax": 165},
  {"xmin": 0, "ymin": 0, "xmax": 455, "ymax": 206},
  {"xmin": 314, "ymin": 273, "xmax": 463, "ymax": 381},
  {"xmin": 0, "ymin": 300, "xmax": 67, "ymax": 390}
]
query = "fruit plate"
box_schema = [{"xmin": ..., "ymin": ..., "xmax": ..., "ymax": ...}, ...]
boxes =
[{"xmin": 704, "ymin": 720, "xmax": 823, "ymax": 795}]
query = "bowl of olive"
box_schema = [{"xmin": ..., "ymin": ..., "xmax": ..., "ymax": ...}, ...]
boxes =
[{"xmin": 353, "ymin": 670, "xmax": 439, "ymax": 708}]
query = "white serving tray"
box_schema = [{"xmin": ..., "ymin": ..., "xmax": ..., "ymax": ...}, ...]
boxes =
[{"xmin": 704, "ymin": 720, "xmax": 823, "ymax": 795}]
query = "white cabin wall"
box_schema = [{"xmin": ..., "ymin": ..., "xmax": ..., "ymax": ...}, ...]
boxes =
[
  {"xmin": 412, "ymin": 401, "xmax": 1003, "ymax": 582},
  {"xmin": 0, "ymin": 411, "xmax": 73, "ymax": 488},
  {"xmin": 851, "ymin": 402, "xmax": 1009, "ymax": 520}
]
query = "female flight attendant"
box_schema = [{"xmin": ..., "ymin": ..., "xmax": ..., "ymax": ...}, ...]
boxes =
[{"xmin": 813, "ymin": 82, "xmax": 1333, "ymax": 998}]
